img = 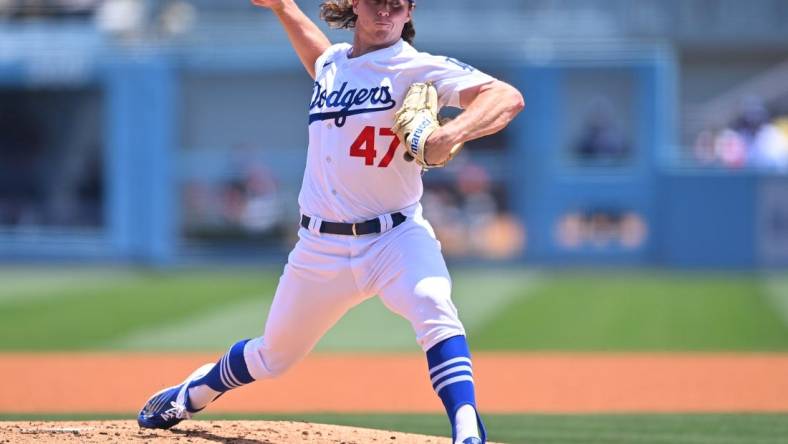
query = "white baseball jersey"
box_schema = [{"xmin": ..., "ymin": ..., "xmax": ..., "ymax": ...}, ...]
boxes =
[
  {"xmin": 144, "ymin": 35, "xmax": 498, "ymax": 443},
  {"xmin": 298, "ymin": 39, "xmax": 495, "ymax": 223}
]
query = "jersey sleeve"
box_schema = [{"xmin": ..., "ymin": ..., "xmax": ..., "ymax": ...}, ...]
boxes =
[
  {"xmin": 420, "ymin": 55, "xmax": 496, "ymax": 108},
  {"xmin": 313, "ymin": 43, "xmax": 351, "ymax": 78}
]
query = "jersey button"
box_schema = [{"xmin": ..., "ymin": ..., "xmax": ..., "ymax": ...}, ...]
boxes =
[
  {"xmin": 326, "ymin": 156, "xmax": 332, "ymax": 163},
  {"xmin": 327, "ymin": 122, "xmax": 333, "ymax": 129},
  {"xmin": 331, "ymin": 189, "xmax": 337, "ymax": 195}
]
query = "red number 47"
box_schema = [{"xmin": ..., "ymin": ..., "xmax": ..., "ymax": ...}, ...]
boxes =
[{"xmin": 349, "ymin": 126, "xmax": 400, "ymax": 168}]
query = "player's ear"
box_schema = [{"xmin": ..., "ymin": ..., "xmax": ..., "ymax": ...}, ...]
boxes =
[{"xmin": 351, "ymin": 0, "xmax": 359, "ymax": 14}]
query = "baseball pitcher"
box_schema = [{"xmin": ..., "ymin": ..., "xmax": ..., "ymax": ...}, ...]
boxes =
[{"xmin": 137, "ymin": 1, "xmax": 524, "ymax": 443}]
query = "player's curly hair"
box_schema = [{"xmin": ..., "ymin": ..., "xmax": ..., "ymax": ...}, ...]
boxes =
[{"xmin": 320, "ymin": 0, "xmax": 416, "ymax": 45}]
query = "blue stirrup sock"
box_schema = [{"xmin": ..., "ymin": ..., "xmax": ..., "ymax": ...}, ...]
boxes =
[
  {"xmin": 186, "ymin": 339, "xmax": 255, "ymax": 411},
  {"xmin": 426, "ymin": 335, "xmax": 487, "ymax": 443}
]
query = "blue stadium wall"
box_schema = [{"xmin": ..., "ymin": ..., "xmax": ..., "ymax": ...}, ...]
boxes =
[{"xmin": 0, "ymin": 27, "xmax": 786, "ymax": 268}]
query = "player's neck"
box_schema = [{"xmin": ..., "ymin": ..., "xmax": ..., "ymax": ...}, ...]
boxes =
[{"xmin": 349, "ymin": 34, "xmax": 401, "ymax": 58}]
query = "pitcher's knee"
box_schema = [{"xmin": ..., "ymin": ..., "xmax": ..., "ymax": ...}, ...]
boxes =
[
  {"xmin": 416, "ymin": 318, "xmax": 466, "ymax": 352},
  {"xmin": 413, "ymin": 276, "xmax": 451, "ymax": 300},
  {"xmin": 410, "ymin": 277, "xmax": 465, "ymax": 351},
  {"xmin": 242, "ymin": 336, "xmax": 301, "ymax": 379}
]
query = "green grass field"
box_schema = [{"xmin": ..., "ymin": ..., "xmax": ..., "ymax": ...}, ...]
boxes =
[
  {"xmin": 2, "ymin": 266, "xmax": 788, "ymax": 443},
  {"xmin": 1, "ymin": 267, "xmax": 787, "ymax": 352}
]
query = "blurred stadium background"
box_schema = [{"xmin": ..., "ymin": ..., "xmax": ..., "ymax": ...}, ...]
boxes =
[
  {"xmin": 1, "ymin": 0, "xmax": 787, "ymax": 267},
  {"xmin": 2, "ymin": 1, "xmax": 788, "ymax": 443}
]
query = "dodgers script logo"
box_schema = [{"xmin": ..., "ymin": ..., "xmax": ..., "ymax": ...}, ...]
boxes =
[{"xmin": 309, "ymin": 81, "xmax": 397, "ymax": 127}]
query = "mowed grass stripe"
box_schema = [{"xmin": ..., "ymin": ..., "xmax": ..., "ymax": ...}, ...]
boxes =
[
  {"xmin": 0, "ymin": 269, "xmax": 279, "ymax": 350},
  {"xmin": 473, "ymin": 271, "xmax": 788, "ymax": 351},
  {"xmin": 205, "ymin": 413, "xmax": 788, "ymax": 444},
  {"xmin": 502, "ymin": 414, "xmax": 788, "ymax": 444},
  {"xmin": 764, "ymin": 276, "xmax": 788, "ymax": 328},
  {"xmin": 452, "ymin": 269, "xmax": 542, "ymax": 331},
  {"xmin": 316, "ymin": 296, "xmax": 418, "ymax": 351},
  {"xmin": 105, "ymin": 296, "xmax": 273, "ymax": 350},
  {"xmin": 0, "ymin": 268, "xmax": 138, "ymax": 303},
  {"xmin": 105, "ymin": 269, "xmax": 535, "ymax": 352},
  {"xmin": 4, "ymin": 268, "xmax": 788, "ymax": 352},
  {"xmin": 280, "ymin": 413, "xmax": 788, "ymax": 444},
  {"xmin": 316, "ymin": 269, "xmax": 537, "ymax": 352},
  {"xmin": 0, "ymin": 267, "xmax": 537, "ymax": 352}
]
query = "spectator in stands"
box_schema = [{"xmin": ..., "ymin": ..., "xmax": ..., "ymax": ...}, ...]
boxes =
[
  {"xmin": 711, "ymin": 127, "xmax": 747, "ymax": 168},
  {"xmin": 695, "ymin": 97, "xmax": 788, "ymax": 172},
  {"xmin": 727, "ymin": 98, "xmax": 788, "ymax": 171},
  {"xmin": 421, "ymin": 158, "xmax": 525, "ymax": 259},
  {"xmin": 774, "ymin": 115, "xmax": 788, "ymax": 143},
  {"xmin": 0, "ymin": 98, "xmax": 43, "ymax": 225},
  {"xmin": 751, "ymin": 120, "xmax": 788, "ymax": 172},
  {"xmin": 0, "ymin": 0, "xmax": 98, "ymax": 19},
  {"xmin": 573, "ymin": 97, "xmax": 631, "ymax": 164},
  {"xmin": 95, "ymin": 0, "xmax": 146, "ymax": 37}
]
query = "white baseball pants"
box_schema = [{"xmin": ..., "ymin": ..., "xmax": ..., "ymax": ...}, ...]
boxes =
[{"xmin": 242, "ymin": 210, "xmax": 465, "ymax": 380}]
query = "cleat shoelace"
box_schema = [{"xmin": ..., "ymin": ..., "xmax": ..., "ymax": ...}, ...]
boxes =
[{"xmin": 160, "ymin": 402, "xmax": 191, "ymax": 422}]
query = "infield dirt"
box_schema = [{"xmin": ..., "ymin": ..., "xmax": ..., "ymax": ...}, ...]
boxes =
[
  {"xmin": 3, "ymin": 353, "xmax": 788, "ymax": 413},
  {"xmin": 2, "ymin": 353, "xmax": 788, "ymax": 443},
  {"xmin": 0, "ymin": 420, "xmax": 462, "ymax": 443}
]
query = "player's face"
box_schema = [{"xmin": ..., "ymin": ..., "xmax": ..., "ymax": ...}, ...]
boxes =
[{"xmin": 352, "ymin": 0, "xmax": 412, "ymax": 48}]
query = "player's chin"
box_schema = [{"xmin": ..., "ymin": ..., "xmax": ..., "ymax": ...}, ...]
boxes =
[{"xmin": 371, "ymin": 28, "xmax": 398, "ymax": 42}]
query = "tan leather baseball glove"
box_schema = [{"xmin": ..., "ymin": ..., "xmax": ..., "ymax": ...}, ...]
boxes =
[{"xmin": 392, "ymin": 82, "xmax": 463, "ymax": 169}]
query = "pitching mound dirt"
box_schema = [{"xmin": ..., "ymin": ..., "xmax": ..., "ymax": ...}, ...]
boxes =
[{"xmin": 0, "ymin": 420, "xmax": 455, "ymax": 443}]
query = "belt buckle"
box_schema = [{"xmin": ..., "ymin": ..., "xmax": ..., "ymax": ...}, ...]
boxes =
[{"xmin": 351, "ymin": 223, "xmax": 358, "ymax": 237}]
